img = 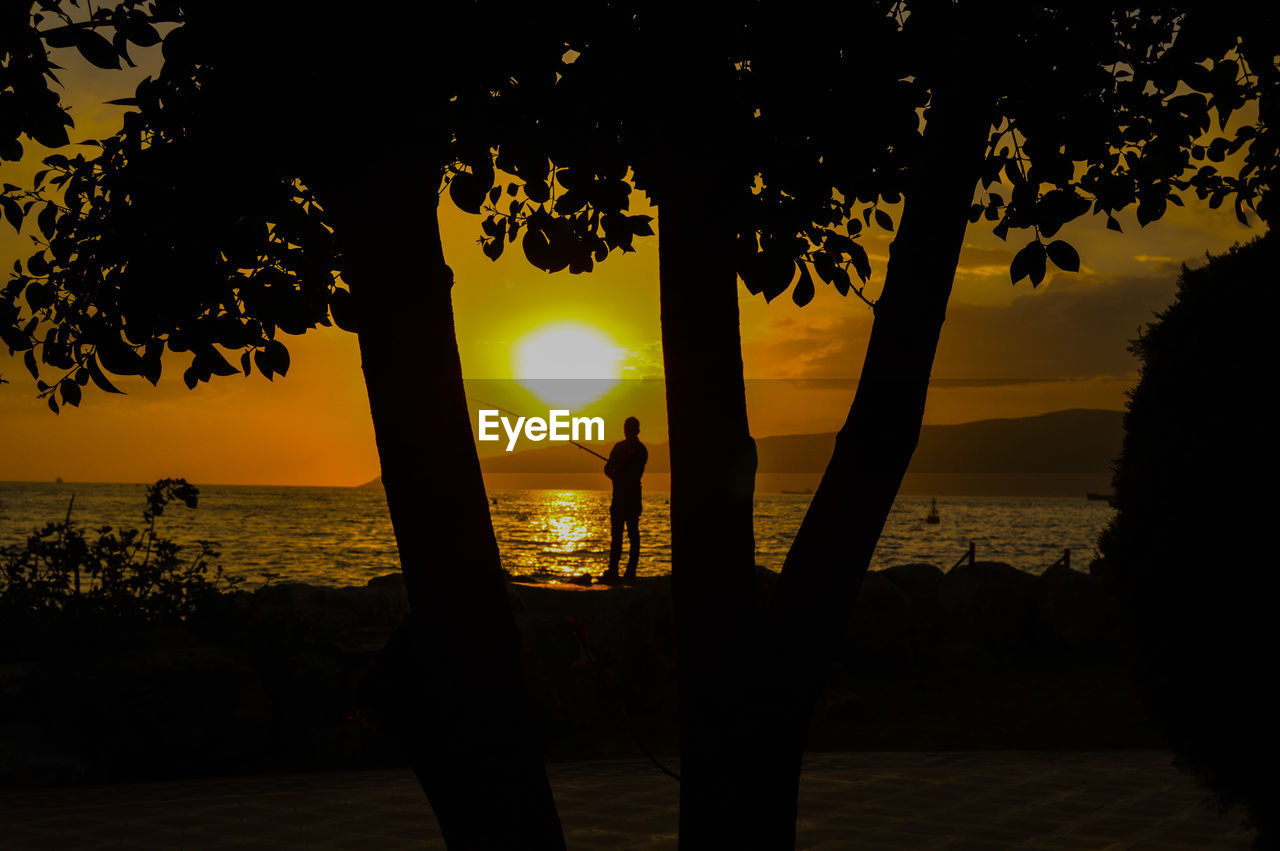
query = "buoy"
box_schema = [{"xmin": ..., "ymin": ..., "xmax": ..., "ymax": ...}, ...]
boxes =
[{"xmin": 926, "ymin": 497, "xmax": 941, "ymax": 524}]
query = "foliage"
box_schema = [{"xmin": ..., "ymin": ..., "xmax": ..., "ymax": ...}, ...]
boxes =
[
  {"xmin": 0, "ymin": 477, "xmax": 240, "ymax": 626},
  {"xmin": 1, "ymin": 2, "xmax": 336, "ymax": 409},
  {"xmin": 1098, "ymin": 231, "xmax": 1279, "ymax": 844},
  {"xmin": 1, "ymin": 0, "xmax": 179, "ymax": 163},
  {"xmin": 0, "ymin": 1, "xmax": 656, "ymax": 407},
  {"xmin": 494, "ymin": 2, "xmax": 1275, "ymax": 307},
  {"xmin": 6, "ymin": 3, "xmax": 1272, "ymax": 406}
]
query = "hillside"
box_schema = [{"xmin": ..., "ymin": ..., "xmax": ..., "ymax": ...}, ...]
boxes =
[{"xmin": 361, "ymin": 409, "xmax": 1124, "ymax": 495}]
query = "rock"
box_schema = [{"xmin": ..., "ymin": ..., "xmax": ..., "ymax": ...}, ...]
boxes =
[
  {"xmin": 939, "ymin": 561, "xmax": 1038, "ymax": 658},
  {"xmin": 933, "ymin": 641, "xmax": 998, "ymax": 672},
  {"xmin": 879, "ymin": 562, "xmax": 945, "ymax": 593},
  {"xmin": 817, "ymin": 688, "xmax": 865, "ymax": 722},
  {"xmin": 250, "ymin": 582, "xmax": 409, "ymax": 637},
  {"xmin": 47, "ymin": 644, "xmax": 275, "ymax": 781},
  {"xmin": 879, "ymin": 563, "xmax": 946, "ymax": 661},
  {"xmin": 507, "ymin": 581, "xmax": 677, "ymax": 724},
  {"xmin": 366, "ymin": 572, "xmax": 404, "ymax": 587},
  {"xmin": 1035, "ymin": 563, "xmax": 1111, "ymax": 651},
  {"xmin": 846, "ymin": 571, "xmax": 914, "ymax": 672}
]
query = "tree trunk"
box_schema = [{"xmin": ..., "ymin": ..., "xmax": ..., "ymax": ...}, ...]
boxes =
[
  {"xmin": 659, "ymin": 173, "xmax": 761, "ymax": 847},
  {"xmin": 321, "ymin": 165, "xmax": 565, "ymax": 850},
  {"xmin": 754, "ymin": 79, "xmax": 997, "ymax": 846},
  {"xmin": 649, "ymin": 12, "xmax": 760, "ymax": 843}
]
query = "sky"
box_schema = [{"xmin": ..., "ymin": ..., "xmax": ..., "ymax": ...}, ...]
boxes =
[{"xmin": 0, "ymin": 39, "xmax": 1266, "ymax": 486}]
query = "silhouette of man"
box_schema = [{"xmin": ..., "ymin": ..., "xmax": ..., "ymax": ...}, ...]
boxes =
[{"xmin": 601, "ymin": 416, "xmax": 647, "ymax": 582}]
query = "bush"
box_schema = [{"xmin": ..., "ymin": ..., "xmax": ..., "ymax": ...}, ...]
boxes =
[
  {"xmin": 1, "ymin": 478, "xmax": 241, "ymax": 637},
  {"xmin": 1099, "ymin": 232, "xmax": 1279, "ymax": 846}
]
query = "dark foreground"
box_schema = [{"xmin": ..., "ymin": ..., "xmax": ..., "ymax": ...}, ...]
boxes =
[
  {"xmin": 3, "ymin": 563, "xmax": 1159, "ymax": 787},
  {"xmin": 0, "ymin": 751, "xmax": 1253, "ymax": 849}
]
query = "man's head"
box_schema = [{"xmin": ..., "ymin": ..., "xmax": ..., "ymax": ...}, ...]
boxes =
[{"xmin": 623, "ymin": 416, "xmax": 640, "ymax": 438}]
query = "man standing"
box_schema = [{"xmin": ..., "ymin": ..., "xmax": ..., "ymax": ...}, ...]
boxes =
[{"xmin": 601, "ymin": 416, "xmax": 647, "ymax": 583}]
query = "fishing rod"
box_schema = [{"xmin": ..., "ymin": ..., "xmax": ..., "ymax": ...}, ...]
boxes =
[{"xmin": 469, "ymin": 396, "xmax": 609, "ymax": 461}]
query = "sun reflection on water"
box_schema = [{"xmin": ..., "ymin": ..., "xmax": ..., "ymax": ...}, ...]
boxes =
[
  {"xmin": 0, "ymin": 483, "xmax": 1117, "ymax": 587},
  {"xmin": 507, "ymin": 490, "xmax": 615, "ymax": 582}
]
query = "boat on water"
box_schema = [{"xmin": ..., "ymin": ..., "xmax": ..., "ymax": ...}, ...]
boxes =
[
  {"xmin": 1086, "ymin": 492, "xmax": 1117, "ymax": 502},
  {"xmin": 926, "ymin": 497, "xmax": 941, "ymax": 524}
]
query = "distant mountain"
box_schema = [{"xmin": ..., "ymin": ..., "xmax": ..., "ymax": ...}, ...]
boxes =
[{"xmin": 361, "ymin": 409, "xmax": 1124, "ymax": 495}]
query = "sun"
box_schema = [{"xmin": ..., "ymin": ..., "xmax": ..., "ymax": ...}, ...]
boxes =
[{"xmin": 513, "ymin": 322, "xmax": 625, "ymax": 408}]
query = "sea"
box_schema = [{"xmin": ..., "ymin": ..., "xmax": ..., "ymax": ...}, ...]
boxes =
[{"xmin": 0, "ymin": 482, "xmax": 1115, "ymax": 587}]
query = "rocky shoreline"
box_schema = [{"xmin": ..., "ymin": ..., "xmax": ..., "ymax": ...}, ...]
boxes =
[{"xmin": 1, "ymin": 562, "xmax": 1155, "ymax": 787}]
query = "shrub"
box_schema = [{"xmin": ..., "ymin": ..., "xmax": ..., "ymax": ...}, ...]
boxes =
[
  {"xmin": 1, "ymin": 478, "xmax": 240, "ymax": 633},
  {"xmin": 1099, "ymin": 232, "xmax": 1279, "ymax": 846}
]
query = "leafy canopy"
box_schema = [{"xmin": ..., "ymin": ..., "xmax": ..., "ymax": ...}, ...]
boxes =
[{"xmin": 2, "ymin": 1, "xmax": 1275, "ymax": 408}]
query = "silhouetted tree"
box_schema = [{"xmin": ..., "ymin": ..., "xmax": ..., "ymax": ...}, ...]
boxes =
[
  {"xmin": 0, "ymin": 2, "xmax": 648, "ymax": 846},
  {"xmin": 1100, "ymin": 231, "xmax": 1279, "ymax": 846},
  {"xmin": 757, "ymin": 5, "xmax": 1274, "ymax": 844},
  {"xmin": 496, "ymin": 2, "xmax": 1277, "ymax": 845}
]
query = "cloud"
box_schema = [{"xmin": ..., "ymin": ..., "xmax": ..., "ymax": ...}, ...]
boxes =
[{"xmin": 743, "ymin": 270, "xmax": 1180, "ymax": 387}]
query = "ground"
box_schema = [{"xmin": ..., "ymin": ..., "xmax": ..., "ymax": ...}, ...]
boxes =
[{"xmin": 0, "ymin": 751, "xmax": 1253, "ymax": 849}]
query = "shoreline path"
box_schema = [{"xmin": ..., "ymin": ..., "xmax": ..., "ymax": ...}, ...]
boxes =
[{"xmin": 0, "ymin": 750, "xmax": 1253, "ymax": 849}]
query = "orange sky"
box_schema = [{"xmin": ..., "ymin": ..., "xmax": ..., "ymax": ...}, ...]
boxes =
[{"xmin": 0, "ymin": 44, "xmax": 1266, "ymax": 486}]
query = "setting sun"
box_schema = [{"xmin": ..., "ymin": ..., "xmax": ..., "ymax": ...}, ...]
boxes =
[{"xmin": 513, "ymin": 322, "xmax": 626, "ymax": 408}]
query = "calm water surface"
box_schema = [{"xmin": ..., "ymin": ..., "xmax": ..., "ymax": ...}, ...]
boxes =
[{"xmin": 0, "ymin": 482, "xmax": 1114, "ymax": 586}]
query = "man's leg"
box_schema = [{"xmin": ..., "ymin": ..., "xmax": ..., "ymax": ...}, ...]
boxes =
[
  {"xmin": 603, "ymin": 511, "xmax": 622, "ymax": 579},
  {"xmin": 623, "ymin": 514, "xmax": 640, "ymax": 579}
]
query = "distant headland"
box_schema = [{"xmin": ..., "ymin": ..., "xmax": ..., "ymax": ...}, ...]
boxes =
[{"xmin": 361, "ymin": 409, "xmax": 1123, "ymax": 496}]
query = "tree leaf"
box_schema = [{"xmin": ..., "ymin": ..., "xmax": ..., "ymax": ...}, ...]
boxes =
[
  {"xmin": 202, "ymin": 347, "xmax": 240, "ymax": 377},
  {"xmin": 847, "ymin": 241, "xmax": 871, "ymax": 282},
  {"xmin": 522, "ymin": 226, "xmax": 554, "ymax": 272},
  {"xmin": 59, "ymin": 376, "xmax": 81, "ymax": 407},
  {"xmin": 75, "ymin": 30, "xmax": 121, "ymax": 69},
  {"xmin": 874, "ymin": 209, "xmax": 894, "ymax": 231},
  {"xmin": 329, "ymin": 288, "xmax": 359, "ymax": 333},
  {"xmin": 44, "ymin": 27, "xmax": 80, "ymax": 49},
  {"xmin": 831, "ymin": 266, "xmax": 851, "ymax": 297},
  {"xmin": 1046, "ymin": 240, "xmax": 1080, "ymax": 273},
  {"xmin": 1136, "ymin": 196, "xmax": 1167, "ymax": 227},
  {"xmin": 87, "ymin": 356, "xmax": 123, "ymax": 393},
  {"xmin": 792, "ymin": 261, "xmax": 815, "ymax": 307},
  {"xmin": 448, "ymin": 170, "xmax": 486, "ymax": 215},
  {"xmin": 97, "ymin": 337, "xmax": 143, "ymax": 376},
  {"xmin": 2, "ymin": 197, "xmax": 23, "ymax": 231},
  {"xmin": 141, "ymin": 340, "xmax": 162, "ymax": 386},
  {"xmin": 123, "ymin": 18, "xmax": 161, "ymax": 47},
  {"xmin": 26, "ymin": 281, "xmax": 53, "ymax": 311},
  {"xmin": 37, "ymin": 203, "xmax": 57, "ymax": 239},
  {"xmin": 629, "ymin": 215, "xmax": 654, "ymax": 237},
  {"xmin": 1010, "ymin": 240, "xmax": 1047, "ymax": 286},
  {"xmin": 267, "ymin": 340, "xmax": 290, "ymax": 377},
  {"xmin": 253, "ymin": 348, "xmax": 273, "ymax": 381}
]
